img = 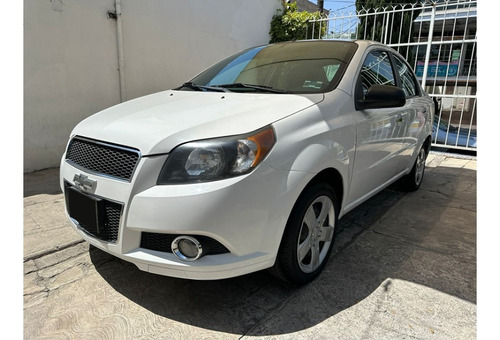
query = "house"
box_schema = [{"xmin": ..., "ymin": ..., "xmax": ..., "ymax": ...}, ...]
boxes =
[
  {"xmin": 295, "ymin": 0, "xmax": 329, "ymax": 15},
  {"xmin": 413, "ymin": 0, "xmax": 477, "ymax": 129}
]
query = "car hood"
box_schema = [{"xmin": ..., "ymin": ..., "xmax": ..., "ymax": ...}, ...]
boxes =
[{"xmin": 71, "ymin": 90, "xmax": 324, "ymax": 155}]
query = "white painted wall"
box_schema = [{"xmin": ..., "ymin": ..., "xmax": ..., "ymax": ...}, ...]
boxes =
[
  {"xmin": 24, "ymin": 0, "xmax": 282, "ymax": 172},
  {"xmin": 24, "ymin": 0, "xmax": 121, "ymax": 172},
  {"xmin": 121, "ymin": 0, "xmax": 282, "ymax": 100}
]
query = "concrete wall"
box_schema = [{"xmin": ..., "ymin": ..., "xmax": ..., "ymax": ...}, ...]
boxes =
[
  {"xmin": 121, "ymin": 0, "xmax": 283, "ymax": 101},
  {"xmin": 24, "ymin": 0, "xmax": 282, "ymax": 172},
  {"xmin": 24, "ymin": 0, "xmax": 121, "ymax": 172}
]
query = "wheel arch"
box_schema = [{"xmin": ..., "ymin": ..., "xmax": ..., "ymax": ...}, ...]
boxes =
[{"xmin": 306, "ymin": 168, "xmax": 344, "ymax": 211}]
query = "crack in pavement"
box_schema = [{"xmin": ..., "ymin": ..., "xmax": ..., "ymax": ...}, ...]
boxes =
[{"xmin": 24, "ymin": 239, "xmax": 85, "ymax": 262}]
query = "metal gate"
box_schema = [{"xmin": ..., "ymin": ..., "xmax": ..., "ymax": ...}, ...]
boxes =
[{"xmin": 309, "ymin": 0, "xmax": 477, "ymax": 152}]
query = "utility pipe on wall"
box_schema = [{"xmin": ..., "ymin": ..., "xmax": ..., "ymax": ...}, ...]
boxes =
[{"xmin": 115, "ymin": 0, "xmax": 126, "ymax": 102}]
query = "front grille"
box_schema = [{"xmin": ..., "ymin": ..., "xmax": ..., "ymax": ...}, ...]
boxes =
[
  {"xmin": 140, "ymin": 232, "xmax": 230, "ymax": 255},
  {"xmin": 66, "ymin": 137, "xmax": 140, "ymax": 181}
]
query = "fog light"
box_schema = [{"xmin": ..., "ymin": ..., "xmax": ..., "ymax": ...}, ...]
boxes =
[{"xmin": 172, "ymin": 236, "xmax": 203, "ymax": 261}]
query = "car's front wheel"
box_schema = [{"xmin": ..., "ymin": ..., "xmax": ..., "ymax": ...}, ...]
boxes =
[{"xmin": 271, "ymin": 182, "xmax": 338, "ymax": 285}]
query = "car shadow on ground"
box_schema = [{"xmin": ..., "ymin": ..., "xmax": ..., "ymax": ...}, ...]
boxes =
[{"xmin": 90, "ymin": 165, "xmax": 476, "ymax": 336}]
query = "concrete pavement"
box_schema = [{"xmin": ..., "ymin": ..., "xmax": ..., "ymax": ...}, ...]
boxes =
[{"xmin": 23, "ymin": 153, "xmax": 477, "ymax": 339}]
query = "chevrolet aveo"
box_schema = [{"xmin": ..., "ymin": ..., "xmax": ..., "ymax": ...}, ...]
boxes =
[{"xmin": 61, "ymin": 40, "xmax": 433, "ymax": 285}]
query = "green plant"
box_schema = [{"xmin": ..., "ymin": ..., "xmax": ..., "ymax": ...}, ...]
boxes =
[{"xmin": 269, "ymin": 1, "xmax": 326, "ymax": 43}]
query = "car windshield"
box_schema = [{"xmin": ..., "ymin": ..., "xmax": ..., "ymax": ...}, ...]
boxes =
[{"xmin": 179, "ymin": 41, "xmax": 358, "ymax": 94}]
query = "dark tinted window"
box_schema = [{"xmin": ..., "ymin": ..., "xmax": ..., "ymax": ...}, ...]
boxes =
[
  {"xmin": 393, "ymin": 55, "xmax": 419, "ymax": 98},
  {"xmin": 186, "ymin": 41, "xmax": 358, "ymax": 94},
  {"xmin": 359, "ymin": 51, "xmax": 395, "ymax": 95}
]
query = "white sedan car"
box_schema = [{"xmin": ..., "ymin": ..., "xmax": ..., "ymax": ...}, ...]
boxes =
[{"xmin": 60, "ymin": 40, "xmax": 433, "ymax": 285}]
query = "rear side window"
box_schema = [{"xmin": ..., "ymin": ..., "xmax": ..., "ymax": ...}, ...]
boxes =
[
  {"xmin": 359, "ymin": 51, "xmax": 395, "ymax": 95},
  {"xmin": 393, "ymin": 55, "xmax": 419, "ymax": 98}
]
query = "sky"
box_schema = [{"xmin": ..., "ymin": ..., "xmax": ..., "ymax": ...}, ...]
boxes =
[{"xmin": 323, "ymin": 0, "xmax": 357, "ymax": 13}]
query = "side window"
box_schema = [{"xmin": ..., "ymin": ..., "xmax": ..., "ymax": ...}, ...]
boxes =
[
  {"xmin": 393, "ymin": 55, "xmax": 419, "ymax": 98},
  {"xmin": 359, "ymin": 51, "xmax": 396, "ymax": 95}
]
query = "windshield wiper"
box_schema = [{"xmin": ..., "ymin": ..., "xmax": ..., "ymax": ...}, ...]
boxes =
[
  {"xmin": 177, "ymin": 82, "xmax": 229, "ymax": 93},
  {"xmin": 215, "ymin": 83, "xmax": 289, "ymax": 94}
]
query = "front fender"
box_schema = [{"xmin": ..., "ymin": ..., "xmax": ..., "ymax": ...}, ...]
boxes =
[
  {"xmin": 283, "ymin": 140, "xmax": 351, "ymax": 212},
  {"xmin": 266, "ymin": 117, "xmax": 355, "ymax": 216}
]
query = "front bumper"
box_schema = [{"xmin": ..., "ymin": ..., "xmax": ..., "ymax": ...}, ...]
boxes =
[{"xmin": 60, "ymin": 153, "xmax": 298, "ymax": 280}]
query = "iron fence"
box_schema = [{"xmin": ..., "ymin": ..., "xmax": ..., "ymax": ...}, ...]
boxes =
[{"xmin": 309, "ymin": 0, "xmax": 477, "ymax": 151}]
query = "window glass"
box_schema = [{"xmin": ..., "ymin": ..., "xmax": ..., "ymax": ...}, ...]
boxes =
[
  {"xmin": 394, "ymin": 55, "xmax": 419, "ymax": 98},
  {"xmin": 324, "ymin": 64, "xmax": 340, "ymax": 81},
  {"xmin": 207, "ymin": 46, "xmax": 265, "ymax": 86},
  {"xmin": 234, "ymin": 58, "xmax": 341, "ymax": 92},
  {"xmin": 188, "ymin": 41, "xmax": 358, "ymax": 94},
  {"xmin": 360, "ymin": 51, "xmax": 395, "ymax": 95}
]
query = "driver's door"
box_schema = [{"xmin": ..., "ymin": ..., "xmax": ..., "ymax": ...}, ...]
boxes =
[{"xmin": 346, "ymin": 49, "xmax": 409, "ymax": 206}]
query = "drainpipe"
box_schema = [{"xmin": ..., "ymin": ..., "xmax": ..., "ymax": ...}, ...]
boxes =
[{"xmin": 115, "ymin": 0, "xmax": 126, "ymax": 102}]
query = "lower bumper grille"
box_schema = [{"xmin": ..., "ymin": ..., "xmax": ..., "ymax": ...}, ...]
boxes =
[
  {"xmin": 64, "ymin": 182, "xmax": 122, "ymax": 243},
  {"xmin": 140, "ymin": 232, "xmax": 229, "ymax": 255},
  {"xmin": 96, "ymin": 201, "xmax": 122, "ymax": 243}
]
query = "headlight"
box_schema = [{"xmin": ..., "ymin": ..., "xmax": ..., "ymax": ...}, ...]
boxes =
[{"xmin": 157, "ymin": 127, "xmax": 275, "ymax": 184}]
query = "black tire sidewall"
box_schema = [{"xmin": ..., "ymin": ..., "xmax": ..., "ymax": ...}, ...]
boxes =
[
  {"xmin": 404, "ymin": 147, "xmax": 426, "ymax": 191},
  {"xmin": 277, "ymin": 182, "xmax": 339, "ymax": 285}
]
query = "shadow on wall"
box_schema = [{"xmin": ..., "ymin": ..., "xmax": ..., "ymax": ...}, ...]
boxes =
[{"xmin": 90, "ymin": 164, "xmax": 476, "ymax": 336}]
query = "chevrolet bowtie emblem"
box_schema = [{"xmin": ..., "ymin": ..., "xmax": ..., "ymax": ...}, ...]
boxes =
[{"xmin": 73, "ymin": 174, "xmax": 97, "ymax": 192}]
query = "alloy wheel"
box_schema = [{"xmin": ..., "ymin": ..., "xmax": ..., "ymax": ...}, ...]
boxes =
[
  {"xmin": 414, "ymin": 147, "xmax": 426, "ymax": 186},
  {"xmin": 296, "ymin": 195, "xmax": 335, "ymax": 273}
]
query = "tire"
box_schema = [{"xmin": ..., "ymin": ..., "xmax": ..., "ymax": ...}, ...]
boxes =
[
  {"xmin": 271, "ymin": 182, "xmax": 338, "ymax": 285},
  {"xmin": 401, "ymin": 145, "xmax": 427, "ymax": 192}
]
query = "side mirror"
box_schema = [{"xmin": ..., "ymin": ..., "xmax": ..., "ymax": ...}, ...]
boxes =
[{"xmin": 357, "ymin": 84, "xmax": 406, "ymax": 110}]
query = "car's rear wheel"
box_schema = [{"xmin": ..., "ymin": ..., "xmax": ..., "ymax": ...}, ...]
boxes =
[
  {"xmin": 401, "ymin": 145, "xmax": 427, "ymax": 191},
  {"xmin": 271, "ymin": 182, "xmax": 338, "ymax": 285}
]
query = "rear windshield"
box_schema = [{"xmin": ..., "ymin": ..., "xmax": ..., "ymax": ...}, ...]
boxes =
[{"xmin": 185, "ymin": 41, "xmax": 358, "ymax": 94}]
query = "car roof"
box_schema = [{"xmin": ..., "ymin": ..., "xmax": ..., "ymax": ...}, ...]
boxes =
[{"xmin": 272, "ymin": 39, "xmax": 384, "ymax": 46}]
